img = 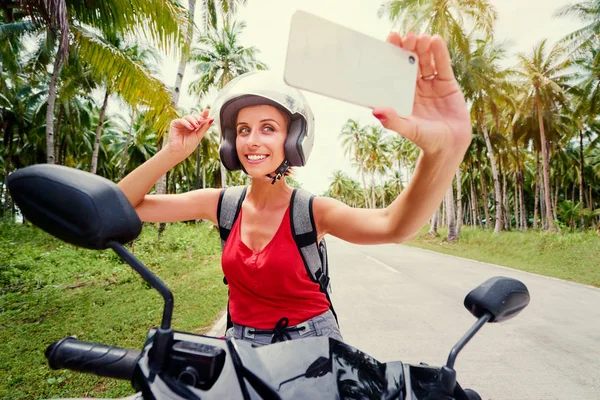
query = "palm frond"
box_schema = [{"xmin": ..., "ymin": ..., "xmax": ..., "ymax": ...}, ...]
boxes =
[
  {"xmin": 69, "ymin": 0, "xmax": 187, "ymax": 56},
  {"xmin": 73, "ymin": 26, "xmax": 178, "ymax": 139}
]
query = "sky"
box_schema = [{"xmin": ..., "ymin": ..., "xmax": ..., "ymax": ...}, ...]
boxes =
[{"xmin": 158, "ymin": 0, "xmax": 583, "ymax": 195}]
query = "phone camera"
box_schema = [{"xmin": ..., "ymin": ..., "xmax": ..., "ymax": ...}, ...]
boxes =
[{"xmin": 408, "ymin": 56, "xmax": 416, "ymax": 65}]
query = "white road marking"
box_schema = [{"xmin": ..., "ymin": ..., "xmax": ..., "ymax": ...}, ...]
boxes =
[{"xmin": 367, "ymin": 255, "xmax": 398, "ymax": 273}]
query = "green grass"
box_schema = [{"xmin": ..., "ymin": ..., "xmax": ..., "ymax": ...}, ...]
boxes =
[
  {"xmin": 406, "ymin": 226, "xmax": 600, "ymax": 287},
  {"xmin": 0, "ymin": 222, "xmax": 227, "ymax": 400}
]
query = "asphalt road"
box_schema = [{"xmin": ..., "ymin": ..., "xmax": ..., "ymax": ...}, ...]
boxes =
[{"xmin": 326, "ymin": 235, "xmax": 600, "ymax": 400}]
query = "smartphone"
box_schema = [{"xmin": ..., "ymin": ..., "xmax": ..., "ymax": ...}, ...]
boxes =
[{"xmin": 284, "ymin": 11, "xmax": 419, "ymax": 117}]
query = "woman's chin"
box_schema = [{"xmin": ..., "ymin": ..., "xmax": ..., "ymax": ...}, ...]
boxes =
[{"xmin": 243, "ymin": 165, "xmax": 274, "ymax": 180}]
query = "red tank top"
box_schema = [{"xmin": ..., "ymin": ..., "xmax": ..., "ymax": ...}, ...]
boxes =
[{"xmin": 221, "ymin": 205, "xmax": 330, "ymax": 329}]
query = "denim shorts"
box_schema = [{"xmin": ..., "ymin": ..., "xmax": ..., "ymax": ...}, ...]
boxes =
[{"xmin": 226, "ymin": 310, "xmax": 343, "ymax": 346}]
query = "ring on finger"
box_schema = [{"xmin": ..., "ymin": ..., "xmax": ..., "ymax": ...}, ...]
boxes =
[{"xmin": 420, "ymin": 72, "xmax": 438, "ymax": 81}]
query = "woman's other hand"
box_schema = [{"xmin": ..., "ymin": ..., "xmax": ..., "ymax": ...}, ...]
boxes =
[
  {"xmin": 372, "ymin": 33, "xmax": 472, "ymax": 156},
  {"xmin": 167, "ymin": 109, "xmax": 214, "ymax": 159}
]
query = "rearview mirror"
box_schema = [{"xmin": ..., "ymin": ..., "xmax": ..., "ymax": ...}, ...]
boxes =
[
  {"xmin": 7, "ymin": 164, "xmax": 141, "ymax": 250},
  {"xmin": 464, "ymin": 276, "xmax": 530, "ymax": 323}
]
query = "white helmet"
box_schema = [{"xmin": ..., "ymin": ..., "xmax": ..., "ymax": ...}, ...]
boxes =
[{"xmin": 212, "ymin": 71, "xmax": 315, "ymax": 176}]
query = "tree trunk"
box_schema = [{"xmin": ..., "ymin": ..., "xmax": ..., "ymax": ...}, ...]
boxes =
[
  {"xmin": 456, "ymin": 167, "xmax": 463, "ymax": 234},
  {"xmin": 90, "ymin": 89, "xmax": 110, "ymax": 174},
  {"xmin": 370, "ymin": 173, "xmax": 376, "ymax": 209},
  {"xmin": 192, "ymin": 145, "xmax": 200, "ymax": 189},
  {"xmin": 59, "ymin": 129, "xmax": 68, "ymax": 165},
  {"xmin": 579, "ymin": 130, "xmax": 586, "ymax": 230},
  {"xmin": 514, "ymin": 175, "xmax": 520, "ymax": 230},
  {"xmin": 2, "ymin": 128, "xmax": 14, "ymax": 217},
  {"xmin": 533, "ymin": 151, "xmax": 540, "ymax": 229},
  {"xmin": 470, "ymin": 171, "xmax": 477, "ymax": 227},
  {"xmin": 46, "ymin": 55, "xmax": 62, "ymax": 164},
  {"xmin": 173, "ymin": 0, "xmax": 196, "ymax": 107},
  {"xmin": 119, "ymin": 108, "xmax": 136, "ymax": 180},
  {"xmin": 515, "ymin": 145, "xmax": 528, "ymax": 230},
  {"xmin": 45, "ymin": 9, "xmax": 69, "ymax": 164},
  {"xmin": 481, "ymin": 121, "xmax": 503, "ymax": 233},
  {"xmin": 428, "ymin": 207, "xmax": 439, "ymax": 236},
  {"xmin": 503, "ymin": 167, "xmax": 510, "ymax": 230},
  {"xmin": 479, "ymin": 167, "xmax": 491, "ymax": 228},
  {"xmin": 441, "ymin": 195, "xmax": 446, "ymax": 227},
  {"xmin": 553, "ymin": 177, "xmax": 559, "ymax": 223},
  {"xmin": 446, "ymin": 185, "xmax": 458, "ymax": 241},
  {"xmin": 540, "ymin": 174, "xmax": 546, "ymax": 229},
  {"xmin": 360, "ymin": 167, "xmax": 370, "ymax": 207},
  {"xmin": 54, "ymin": 107, "xmax": 64, "ymax": 163},
  {"xmin": 535, "ymin": 93, "xmax": 555, "ymax": 231}
]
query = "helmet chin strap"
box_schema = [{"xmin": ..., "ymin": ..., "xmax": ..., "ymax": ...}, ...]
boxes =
[{"xmin": 266, "ymin": 159, "xmax": 290, "ymax": 185}]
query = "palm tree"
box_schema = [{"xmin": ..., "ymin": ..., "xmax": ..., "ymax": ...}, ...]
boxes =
[
  {"xmin": 362, "ymin": 126, "xmax": 391, "ymax": 209},
  {"xmin": 161, "ymin": 0, "xmax": 249, "ymax": 197},
  {"xmin": 189, "ymin": 20, "xmax": 267, "ymax": 96},
  {"xmin": 339, "ymin": 119, "xmax": 370, "ymax": 206},
  {"xmin": 6, "ymin": 0, "xmax": 187, "ymax": 165},
  {"xmin": 188, "ymin": 20, "xmax": 267, "ymax": 187},
  {"xmin": 457, "ymin": 37, "xmax": 511, "ymax": 233},
  {"xmin": 88, "ymin": 40, "xmax": 161, "ymax": 175},
  {"xmin": 516, "ymin": 39, "xmax": 571, "ymax": 231},
  {"xmin": 173, "ymin": 0, "xmax": 248, "ymax": 108},
  {"xmin": 328, "ymin": 170, "xmax": 353, "ymax": 200},
  {"xmin": 107, "ymin": 112, "xmax": 158, "ymax": 178},
  {"xmin": 377, "ymin": 0, "xmax": 497, "ymax": 54}
]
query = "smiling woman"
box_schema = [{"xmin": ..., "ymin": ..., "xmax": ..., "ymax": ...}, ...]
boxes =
[{"xmin": 117, "ymin": 31, "xmax": 473, "ymax": 346}]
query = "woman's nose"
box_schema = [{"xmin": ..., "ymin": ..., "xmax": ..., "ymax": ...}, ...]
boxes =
[{"xmin": 246, "ymin": 128, "xmax": 261, "ymax": 147}]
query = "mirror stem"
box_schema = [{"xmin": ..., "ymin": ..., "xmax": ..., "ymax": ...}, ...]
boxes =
[
  {"xmin": 109, "ymin": 241, "xmax": 174, "ymax": 330},
  {"xmin": 446, "ymin": 312, "xmax": 491, "ymax": 369}
]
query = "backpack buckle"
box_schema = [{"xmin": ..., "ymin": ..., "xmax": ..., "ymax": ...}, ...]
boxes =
[{"xmin": 317, "ymin": 273, "xmax": 330, "ymax": 290}]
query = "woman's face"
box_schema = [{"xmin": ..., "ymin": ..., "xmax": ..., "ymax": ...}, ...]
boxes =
[{"xmin": 235, "ymin": 105, "xmax": 288, "ymax": 178}]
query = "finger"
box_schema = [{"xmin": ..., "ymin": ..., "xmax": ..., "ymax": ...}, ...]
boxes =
[
  {"xmin": 372, "ymin": 107, "xmax": 418, "ymax": 143},
  {"xmin": 402, "ymin": 32, "xmax": 418, "ymax": 53},
  {"xmin": 416, "ymin": 35, "xmax": 435, "ymax": 78},
  {"xmin": 190, "ymin": 114, "xmax": 209, "ymax": 127},
  {"xmin": 194, "ymin": 118, "xmax": 215, "ymax": 139},
  {"xmin": 183, "ymin": 115, "xmax": 201, "ymax": 129},
  {"xmin": 172, "ymin": 118, "xmax": 195, "ymax": 130},
  {"xmin": 386, "ymin": 31, "xmax": 402, "ymax": 47},
  {"xmin": 430, "ymin": 35, "xmax": 455, "ymax": 81},
  {"xmin": 201, "ymin": 108, "xmax": 210, "ymax": 118}
]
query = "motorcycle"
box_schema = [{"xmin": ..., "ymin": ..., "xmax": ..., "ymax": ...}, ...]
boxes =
[{"xmin": 7, "ymin": 164, "xmax": 530, "ymax": 400}]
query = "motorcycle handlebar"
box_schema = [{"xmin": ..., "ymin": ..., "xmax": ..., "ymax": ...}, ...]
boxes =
[{"xmin": 45, "ymin": 337, "xmax": 141, "ymax": 381}]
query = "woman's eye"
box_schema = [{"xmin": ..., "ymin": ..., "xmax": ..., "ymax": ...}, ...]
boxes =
[
  {"xmin": 238, "ymin": 127, "xmax": 250, "ymax": 135},
  {"xmin": 262, "ymin": 125, "xmax": 274, "ymax": 132}
]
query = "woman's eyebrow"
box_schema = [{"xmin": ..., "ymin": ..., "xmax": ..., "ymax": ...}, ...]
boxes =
[{"xmin": 236, "ymin": 119, "xmax": 281, "ymax": 127}]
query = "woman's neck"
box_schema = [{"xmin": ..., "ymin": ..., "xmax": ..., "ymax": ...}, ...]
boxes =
[{"xmin": 246, "ymin": 176, "xmax": 293, "ymax": 210}]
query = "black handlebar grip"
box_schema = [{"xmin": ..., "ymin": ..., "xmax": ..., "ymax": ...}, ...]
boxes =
[{"xmin": 45, "ymin": 337, "xmax": 141, "ymax": 381}]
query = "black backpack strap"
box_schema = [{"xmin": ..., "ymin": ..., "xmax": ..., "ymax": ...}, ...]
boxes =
[
  {"xmin": 217, "ymin": 186, "xmax": 247, "ymax": 250},
  {"xmin": 217, "ymin": 186, "xmax": 247, "ymax": 332},
  {"xmin": 290, "ymin": 189, "xmax": 337, "ymax": 324}
]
